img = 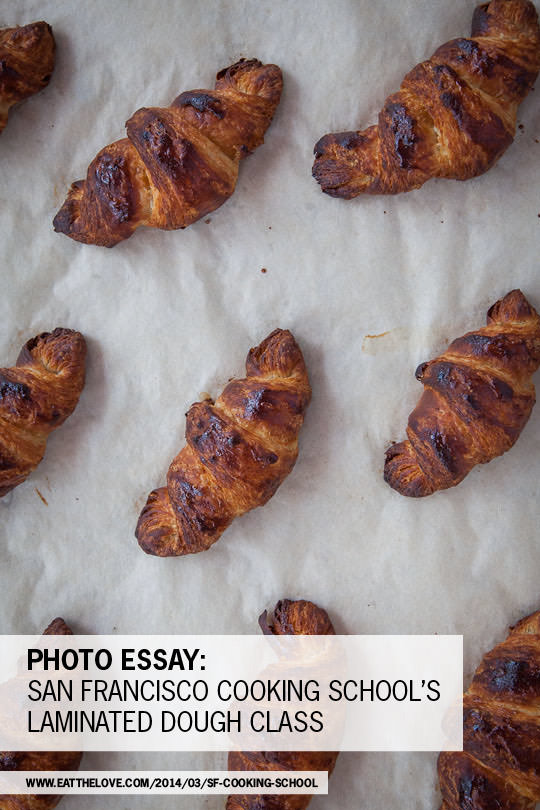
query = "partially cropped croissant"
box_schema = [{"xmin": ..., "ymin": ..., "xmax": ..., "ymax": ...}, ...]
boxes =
[
  {"xmin": 227, "ymin": 599, "xmax": 338, "ymax": 810},
  {"xmin": 53, "ymin": 58, "xmax": 282, "ymax": 247},
  {"xmin": 136, "ymin": 329, "xmax": 311, "ymax": 556},
  {"xmin": 0, "ymin": 329, "xmax": 87, "ymax": 497},
  {"xmin": 313, "ymin": 0, "xmax": 540, "ymax": 197},
  {"xmin": 438, "ymin": 609, "xmax": 540, "ymax": 810},
  {"xmin": 0, "ymin": 618, "xmax": 82, "ymax": 810},
  {"xmin": 384, "ymin": 290, "xmax": 540, "ymax": 497},
  {"xmin": 0, "ymin": 22, "xmax": 55, "ymax": 135}
]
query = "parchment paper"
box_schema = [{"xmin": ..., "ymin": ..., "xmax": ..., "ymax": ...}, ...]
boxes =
[{"xmin": 1, "ymin": 1, "xmax": 539, "ymax": 808}]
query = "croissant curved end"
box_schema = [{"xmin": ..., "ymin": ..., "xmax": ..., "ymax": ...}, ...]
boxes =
[
  {"xmin": 216, "ymin": 58, "xmax": 283, "ymax": 110},
  {"xmin": 312, "ymin": 129, "xmax": 382, "ymax": 198},
  {"xmin": 246, "ymin": 328, "xmax": 309, "ymax": 384},
  {"xmin": 17, "ymin": 327, "xmax": 87, "ymax": 375},
  {"xmin": 136, "ymin": 487, "xmax": 186, "ymax": 557},
  {"xmin": 384, "ymin": 440, "xmax": 437, "ymax": 497},
  {"xmin": 0, "ymin": 21, "xmax": 55, "ymax": 135}
]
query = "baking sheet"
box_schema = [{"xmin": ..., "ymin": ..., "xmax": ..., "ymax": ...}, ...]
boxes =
[{"xmin": 1, "ymin": 0, "xmax": 539, "ymax": 807}]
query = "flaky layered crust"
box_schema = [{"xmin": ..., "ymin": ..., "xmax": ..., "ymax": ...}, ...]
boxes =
[
  {"xmin": 313, "ymin": 0, "xmax": 540, "ymax": 196},
  {"xmin": 0, "ymin": 22, "xmax": 55, "ymax": 135},
  {"xmin": 384, "ymin": 290, "xmax": 540, "ymax": 496},
  {"xmin": 0, "ymin": 329, "xmax": 87, "ymax": 497},
  {"xmin": 227, "ymin": 600, "xmax": 338, "ymax": 810},
  {"xmin": 0, "ymin": 618, "xmax": 82, "ymax": 810},
  {"xmin": 136, "ymin": 330, "xmax": 311, "ymax": 556},
  {"xmin": 438, "ymin": 610, "xmax": 540, "ymax": 810},
  {"xmin": 53, "ymin": 59, "xmax": 283, "ymax": 246}
]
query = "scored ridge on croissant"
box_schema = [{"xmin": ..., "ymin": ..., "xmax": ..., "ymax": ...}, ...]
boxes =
[
  {"xmin": 227, "ymin": 599, "xmax": 338, "ymax": 810},
  {"xmin": 136, "ymin": 329, "xmax": 311, "ymax": 556},
  {"xmin": 0, "ymin": 328, "xmax": 87, "ymax": 497},
  {"xmin": 384, "ymin": 289, "xmax": 540, "ymax": 497},
  {"xmin": 53, "ymin": 58, "xmax": 283, "ymax": 247},
  {"xmin": 0, "ymin": 21, "xmax": 55, "ymax": 135},
  {"xmin": 0, "ymin": 618, "xmax": 82, "ymax": 810},
  {"xmin": 438, "ymin": 609, "xmax": 540, "ymax": 810},
  {"xmin": 313, "ymin": 0, "xmax": 540, "ymax": 197}
]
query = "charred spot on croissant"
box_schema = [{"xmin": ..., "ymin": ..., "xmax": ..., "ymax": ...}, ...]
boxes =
[
  {"xmin": 145, "ymin": 122, "xmax": 189, "ymax": 178},
  {"xmin": 0, "ymin": 750, "xmax": 22, "ymax": 769},
  {"xmin": 0, "ymin": 452, "xmax": 18, "ymax": 470},
  {"xmin": 176, "ymin": 91, "xmax": 225, "ymax": 119},
  {"xmin": 387, "ymin": 103, "xmax": 417, "ymax": 168},
  {"xmin": 0, "ymin": 375, "xmax": 30, "ymax": 400},
  {"xmin": 415, "ymin": 362, "xmax": 428, "ymax": 380},
  {"xmin": 0, "ymin": 59, "xmax": 21, "ymax": 80},
  {"xmin": 454, "ymin": 38, "xmax": 494, "ymax": 75},
  {"xmin": 458, "ymin": 773, "xmax": 486, "ymax": 804},
  {"xmin": 95, "ymin": 153, "xmax": 131, "ymax": 223},
  {"xmin": 429, "ymin": 429, "xmax": 458, "ymax": 472},
  {"xmin": 489, "ymin": 658, "xmax": 535, "ymax": 693},
  {"xmin": 491, "ymin": 378, "xmax": 513, "ymax": 401}
]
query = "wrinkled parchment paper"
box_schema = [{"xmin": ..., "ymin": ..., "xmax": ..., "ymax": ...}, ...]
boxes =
[{"xmin": 1, "ymin": 0, "xmax": 539, "ymax": 808}]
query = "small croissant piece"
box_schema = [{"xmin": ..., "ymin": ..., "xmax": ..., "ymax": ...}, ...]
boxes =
[
  {"xmin": 0, "ymin": 22, "xmax": 55, "ymax": 135},
  {"xmin": 0, "ymin": 618, "xmax": 82, "ymax": 810},
  {"xmin": 313, "ymin": 0, "xmax": 540, "ymax": 197},
  {"xmin": 384, "ymin": 290, "xmax": 540, "ymax": 497},
  {"xmin": 53, "ymin": 58, "xmax": 282, "ymax": 247},
  {"xmin": 0, "ymin": 329, "xmax": 87, "ymax": 497},
  {"xmin": 227, "ymin": 599, "xmax": 338, "ymax": 810},
  {"xmin": 136, "ymin": 329, "xmax": 311, "ymax": 556},
  {"xmin": 438, "ymin": 609, "xmax": 540, "ymax": 810}
]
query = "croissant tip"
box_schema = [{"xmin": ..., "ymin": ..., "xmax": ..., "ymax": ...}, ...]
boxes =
[
  {"xmin": 43, "ymin": 617, "xmax": 72, "ymax": 635},
  {"xmin": 258, "ymin": 609, "xmax": 274, "ymax": 635},
  {"xmin": 312, "ymin": 131, "xmax": 377, "ymax": 198},
  {"xmin": 384, "ymin": 441, "xmax": 435, "ymax": 497},
  {"xmin": 136, "ymin": 487, "xmax": 188, "ymax": 557}
]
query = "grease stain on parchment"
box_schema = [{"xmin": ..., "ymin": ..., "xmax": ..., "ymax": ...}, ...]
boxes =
[
  {"xmin": 35, "ymin": 488, "xmax": 48, "ymax": 506},
  {"xmin": 362, "ymin": 327, "xmax": 408, "ymax": 355},
  {"xmin": 362, "ymin": 325, "xmax": 450, "ymax": 356}
]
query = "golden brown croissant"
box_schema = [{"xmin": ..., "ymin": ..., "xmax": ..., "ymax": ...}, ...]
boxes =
[
  {"xmin": 136, "ymin": 329, "xmax": 311, "ymax": 556},
  {"xmin": 53, "ymin": 58, "xmax": 282, "ymax": 247},
  {"xmin": 227, "ymin": 599, "xmax": 338, "ymax": 810},
  {"xmin": 0, "ymin": 329, "xmax": 87, "ymax": 497},
  {"xmin": 384, "ymin": 290, "xmax": 540, "ymax": 497},
  {"xmin": 438, "ymin": 609, "xmax": 540, "ymax": 810},
  {"xmin": 312, "ymin": 0, "xmax": 540, "ymax": 197},
  {"xmin": 0, "ymin": 618, "xmax": 82, "ymax": 810},
  {"xmin": 0, "ymin": 22, "xmax": 55, "ymax": 135}
]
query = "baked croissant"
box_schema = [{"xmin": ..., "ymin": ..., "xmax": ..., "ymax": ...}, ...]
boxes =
[
  {"xmin": 384, "ymin": 290, "xmax": 540, "ymax": 497},
  {"xmin": 438, "ymin": 609, "xmax": 540, "ymax": 810},
  {"xmin": 312, "ymin": 0, "xmax": 540, "ymax": 197},
  {"xmin": 0, "ymin": 22, "xmax": 55, "ymax": 135},
  {"xmin": 53, "ymin": 58, "xmax": 282, "ymax": 247},
  {"xmin": 227, "ymin": 599, "xmax": 338, "ymax": 810},
  {"xmin": 0, "ymin": 618, "xmax": 82, "ymax": 810},
  {"xmin": 0, "ymin": 328, "xmax": 87, "ymax": 497},
  {"xmin": 136, "ymin": 329, "xmax": 311, "ymax": 556}
]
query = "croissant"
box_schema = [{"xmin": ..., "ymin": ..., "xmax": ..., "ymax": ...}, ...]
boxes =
[
  {"xmin": 0, "ymin": 328, "xmax": 87, "ymax": 497},
  {"xmin": 53, "ymin": 58, "xmax": 282, "ymax": 247},
  {"xmin": 312, "ymin": 0, "xmax": 540, "ymax": 197},
  {"xmin": 384, "ymin": 290, "xmax": 540, "ymax": 497},
  {"xmin": 0, "ymin": 22, "xmax": 55, "ymax": 135},
  {"xmin": 136, "ymin": 329, "xmax": 311, "ymax": 556},
  {"xmin": 0, "ymin": 618, "xmax": 82, "ymax": 810},
  {"xmin": 438, "ymin": 609, "xmax": 540, "ymax": 810},
  {"xmin": 227, "ymin": 599, "xmax": 338, "ymax": 810}
]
